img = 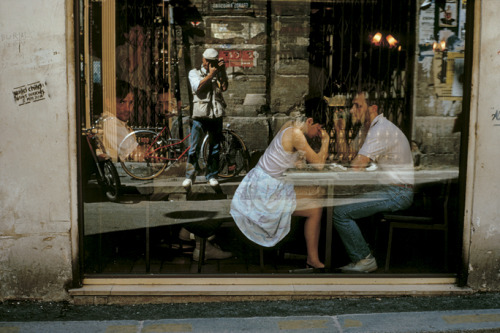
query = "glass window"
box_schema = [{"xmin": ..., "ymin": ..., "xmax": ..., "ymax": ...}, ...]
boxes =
[{"xmin": 79, "ymin": 0, "xmax": 466, "ymax": 276}]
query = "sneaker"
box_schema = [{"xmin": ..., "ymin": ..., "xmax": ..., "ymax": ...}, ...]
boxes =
[
  {"xmin": 193, "ymin": 241, "xmax": 232, "ymax": 261},
  {"xmin": 208, "ymin": 178, "xmax": 219, "ymax": 187},
  {"xmin": 179, "ymin": 228, "xmax": 215, "ymax": 242},
  {"xmin": 179, "ymin": 227, "xmax": 195, "ymax": 241},
  {"xmin": 339, "ymin": 254, "xmax": 378, "ymax": 273},
  {"xmin": 182, "ymin": 178, "xmax": 192, "ymax": 190}
]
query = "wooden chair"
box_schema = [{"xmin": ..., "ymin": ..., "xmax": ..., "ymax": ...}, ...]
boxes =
[{"xmin": 383, "ymin": 179, "xmax": 452, "ymax": 272}]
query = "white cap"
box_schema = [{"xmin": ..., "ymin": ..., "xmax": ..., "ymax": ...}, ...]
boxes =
[{"xmin": 202, "ymin": 48, "xmax": 218, "ymax": 60}]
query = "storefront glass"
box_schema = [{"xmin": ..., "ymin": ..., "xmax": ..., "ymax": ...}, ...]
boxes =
[{"xmin": 79, "ymin": 0, "xmax": 467, "ymax": 276}]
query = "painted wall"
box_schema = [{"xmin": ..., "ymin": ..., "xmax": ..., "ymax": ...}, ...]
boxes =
[
  {"xmin": 465, "ymin": 0, "xmax": 500, "ymax": 291},
  {"xmin": 0, "ymin": 0, "xmax": 76, "ymax": 300}
]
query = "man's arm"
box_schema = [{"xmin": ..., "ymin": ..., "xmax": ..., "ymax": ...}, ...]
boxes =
[
  {"xmin": 218, "ymin": 60, "xmax": 228, "ymax": 92},
  {"xmin": 351, "ymin": 154, "xmax": 371, "ymax": 171},
  {"xmin": 193, "ymin": 70, "xmax": 216, "ymax": 94}
]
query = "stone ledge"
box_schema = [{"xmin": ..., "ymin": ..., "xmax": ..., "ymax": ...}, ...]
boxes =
[{"xmin": 70, "ymin": 281, "xmax": 472, "ymax": 305}]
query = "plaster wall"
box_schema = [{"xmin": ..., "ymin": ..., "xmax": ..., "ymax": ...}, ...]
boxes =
[
  {"xmin": 466, "ymin": 0, "xmax": 500, "ymax": 291},
  {"xmin": 0, "ymin": 0, "xmax": 75, "ymax": 300}
]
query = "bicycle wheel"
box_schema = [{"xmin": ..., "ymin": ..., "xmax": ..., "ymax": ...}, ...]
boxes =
[
  {"xmin": 119, "ymin": 130, "xmax": 170, "ymax": 180},
  {"xmin": 203, "ymin": 129, "xmax": 250, "ymax": 178},
  {"xmin": 99, "ymin": 160, "xmax": 121, "ymax": 202}
]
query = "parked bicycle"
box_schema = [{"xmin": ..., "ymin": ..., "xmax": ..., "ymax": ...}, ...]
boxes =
[
  {"xmin": 84, "ymin": 123, "xmax": 121, "ymax": 202},
  {"xmin": 202, "ymin": 123, "xmax": 250, "ymax": 178},
  {"xmin": 118, "ymin": 115, "xmax": 250, "ymax": 181}
]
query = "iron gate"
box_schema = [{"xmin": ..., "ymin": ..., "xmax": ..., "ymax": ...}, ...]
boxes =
[{"xmin": 308, "ymin": 0, "xmax": 415, "ymax": 163}]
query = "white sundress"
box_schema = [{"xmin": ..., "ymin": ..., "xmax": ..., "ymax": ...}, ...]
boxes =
[{"xmin": 230, "ymin": 128, "xmax": 299, "ymax": 247}]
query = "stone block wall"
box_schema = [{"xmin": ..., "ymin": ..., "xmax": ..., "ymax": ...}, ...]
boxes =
[
  {"xmin": 413, "ymin": 1, "xmax": 466, "ymax": 167},
  {"xmin": 183, "ymin": 0, "xmax": 311, "ymax": 151},
  {"xmin": 0, "ymin": 0, "xmax": 75, "ymax": 301}
]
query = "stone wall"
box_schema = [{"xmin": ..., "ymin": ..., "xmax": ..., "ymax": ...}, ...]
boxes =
[
  {"xmin": 465, "ymin": 0, "xmax": 500, "ymax": 291},
  {"xmin": 0, "ymin": 0, "xmax": 75, "ymax": 300},
  {"xmin": 413, "ymin": 0, "xmax": 466, "ymax": 167},
  {"xmin": 183, "ymin": 0, "xmax": 310, "ymax": 153}
]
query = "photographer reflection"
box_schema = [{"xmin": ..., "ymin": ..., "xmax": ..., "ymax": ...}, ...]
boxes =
[
  {"xmin": 333, "ymin": 91, "xmax": 414, "ymax": 273},
  {"xmin": 151, "ymin": 88, "xmax": 232, "ymax": 262},
  {"xmin": 182, "ymin": 48, "xmax": 228, "ymax": 190}
]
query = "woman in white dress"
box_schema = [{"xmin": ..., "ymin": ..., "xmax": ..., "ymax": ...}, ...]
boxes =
[{"xmin": 230, "ymin": 115, "xmax": 330, "ymax": 269}]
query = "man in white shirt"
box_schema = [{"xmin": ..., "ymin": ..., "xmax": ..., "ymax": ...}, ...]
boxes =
[
  {"xmin": 182, "ymin": 48, "xmax": 228, "ymax": 190},
  {"xmin": 333, "ymin": 91, "xmax": 414, "ymax": 273},
  {"xmin": 102, "ymin": 80, "xmax": 138, "ymax": 162}
]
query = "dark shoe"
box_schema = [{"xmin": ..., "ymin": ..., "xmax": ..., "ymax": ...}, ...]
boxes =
[{"xmin": 306, "ymin": 263, "xmax": 325, "ymax": 273}]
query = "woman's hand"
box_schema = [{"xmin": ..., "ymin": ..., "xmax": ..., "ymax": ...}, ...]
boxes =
[{"xmin": 320, "ymin": 129, "xmax": 330, "ymax": 145}]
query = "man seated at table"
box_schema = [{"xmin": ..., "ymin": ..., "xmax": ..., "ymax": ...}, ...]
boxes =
[
  {"xmin": 333, "ymin": 90, "xmax": 414, "ymax": 273},
  {"xmin": 101, "ymin": 80, "xmax": 140, "ymax": 162}
]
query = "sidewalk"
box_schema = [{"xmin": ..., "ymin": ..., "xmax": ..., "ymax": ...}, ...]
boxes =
[
  {"xmin": 2, "ymin": 309, "xmax": 500, "ymax": 332},
  {"xmin": 1, "ymin": 293, "xmax": 500, "ymax": 332}
]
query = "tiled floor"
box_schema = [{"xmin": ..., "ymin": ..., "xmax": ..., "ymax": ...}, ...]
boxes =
[{"xmin": 83, "ymin": 221, "xmax": 453, "ymax": 275}]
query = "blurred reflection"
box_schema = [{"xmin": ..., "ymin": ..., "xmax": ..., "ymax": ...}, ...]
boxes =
[{"xmin": 101, "ymin": 80, "xmax": 139, "ymax": 162}]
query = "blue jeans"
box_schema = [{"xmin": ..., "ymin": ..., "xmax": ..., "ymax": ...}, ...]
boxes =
[
  {"xmin": 333, "ymin": 185, "xmax": 413, "ymax": 262},
  {"xmin": 185, "ymin": 117, "xmax": 223, "ymax": 181}
]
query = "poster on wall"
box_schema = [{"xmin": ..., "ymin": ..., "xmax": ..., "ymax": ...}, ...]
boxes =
[
  {"xmin": 419, "ymin": 1, "xmax": 435, "ymax": 44},
  {"xmin": 439, "ymin": 0, "xmax": 458, "ymax": 28}
]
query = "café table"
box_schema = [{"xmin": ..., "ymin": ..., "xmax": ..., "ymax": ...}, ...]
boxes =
[{"xmin": 283, "ymin": 165, "xmax": 459, "ymax": 271}]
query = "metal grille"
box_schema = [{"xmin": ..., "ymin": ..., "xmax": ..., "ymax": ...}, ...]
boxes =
[
  {"xmin": 88, "ymin": 0, "xmax": 175, "ymax": 129},
  {"xmin": 308, "ymin": 0, "xmax": 415, "ymax": 163}
]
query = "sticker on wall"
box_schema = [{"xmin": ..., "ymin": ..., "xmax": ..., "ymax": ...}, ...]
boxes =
[
  {"xmin": 211, "ymin": 0, "xmax": 251, "ymax": 10},
  {"xmin": 219, "ymin": 50, "xmax": 257, "ymax": 68},
  {"xmin": 439, "ymin": 0, "xmax": 458, "ymax": 28},
  {"xmin": 211, "ymin": 22, "xmax": 265, "ymax": 40},
  {"xmin": 12, "ymin": 81, "xmax": 46, "ymax": 106}
]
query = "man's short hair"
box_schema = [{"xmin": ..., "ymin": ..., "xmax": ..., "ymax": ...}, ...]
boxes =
[
  {"xmin": 116, "ymin": 79, "xmax": 132, "ymax": 100},
  {"xmin": 356, "ymin": 90, "xmax": 378, "ymax": 106}
]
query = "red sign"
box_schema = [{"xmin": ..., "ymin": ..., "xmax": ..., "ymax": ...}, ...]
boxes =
[{"xmin": 219, "ymin": 50, "xmax": 255, "ymax": 68}]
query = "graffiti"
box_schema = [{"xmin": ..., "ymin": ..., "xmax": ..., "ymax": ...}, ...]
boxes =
[
  {"xmin": 0, "ymin": 31, "xmax": 28, "ymax": 52},
  {"xmin": 492, "ymin": 109, "xmax": 500, "ymax": 126},
  {"xmin": 12, "ymin": 81, "xmax": 46, "ymax": 106}
]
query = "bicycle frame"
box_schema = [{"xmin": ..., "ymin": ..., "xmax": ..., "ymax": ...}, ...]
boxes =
[
  {"xmin": 84, "ymin": 126, "xmax": 121, "ymax": 201},
  {"xmin": 85, "ymin": 128, "xmax": 110, "ymax": 177},
  {"xmin": 144, "ymin": 125, "xmax": 191, "ymax": 162}
]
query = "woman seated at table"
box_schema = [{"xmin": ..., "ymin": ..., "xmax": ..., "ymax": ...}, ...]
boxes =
[{"xmin": 230, "ymin": 107, "xmax": 330, "ymax": 269}]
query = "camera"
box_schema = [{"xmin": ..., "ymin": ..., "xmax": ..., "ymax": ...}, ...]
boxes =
[{"xmin": 208, "ymin": 59, "xmax": 223, "ymax": 70}]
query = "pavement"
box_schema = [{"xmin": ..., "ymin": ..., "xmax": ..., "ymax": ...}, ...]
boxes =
[{"xmin": 1, "ymin": 293, "xmax": 500, "ymax": 332}]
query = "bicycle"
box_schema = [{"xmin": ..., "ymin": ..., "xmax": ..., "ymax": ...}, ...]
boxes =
[
  {"xmin": 118, "ymin": 115, "xmax": 250, "ymax": 181},
  {"xmin": 84, "ymin": 122, "xmax": 121, "ymax": 202},
  {"xmin": 201, "ymin": 123, "xmax": 250, "ymax": 178}
]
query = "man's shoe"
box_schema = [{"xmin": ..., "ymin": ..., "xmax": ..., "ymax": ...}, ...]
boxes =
[
  {"xmin": 193, "ymin": 241, "xmax": 232, "ymax": 261},
  {"xmin": 208, "ymin": 178, "xmax": 219, "ymax": 187},
  {"xmin": 179, "ymin": 227, "xmax": 195, "ymax": 241},
  {"xmin": 182, "ymin": 178, "xmax": 192, "ymax": 190},
  {"xmin": 179, "ymin": 228, "xmax": 215, "ymax": 242},
  {"xmin": 339, "ymin": 254, "xmax": 378, "ymax": 273}
]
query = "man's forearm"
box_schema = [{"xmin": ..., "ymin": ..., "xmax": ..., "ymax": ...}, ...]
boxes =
[{"xmin": 351, "ymin": 154, "xmax": 371, "ymax": 170}]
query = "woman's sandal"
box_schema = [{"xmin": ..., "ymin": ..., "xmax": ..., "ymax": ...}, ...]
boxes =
[{"xmin": 306, "ymin": 263, "xmax": 326, "ymax": 273}]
